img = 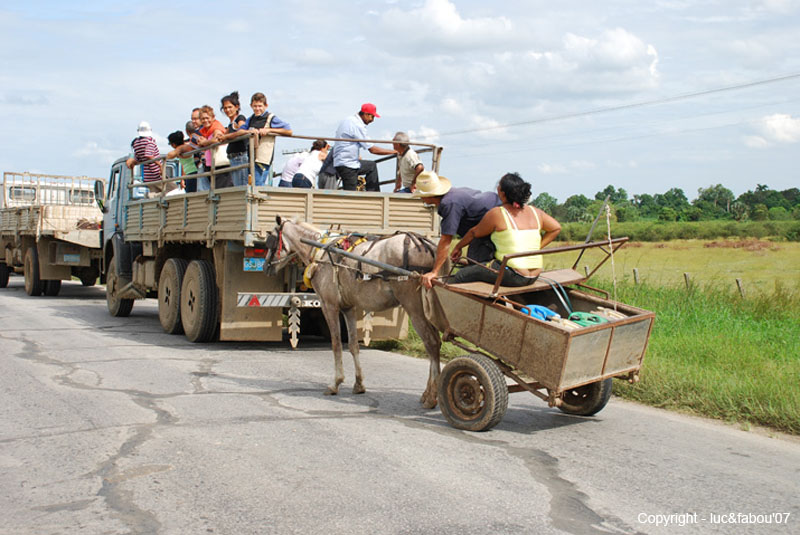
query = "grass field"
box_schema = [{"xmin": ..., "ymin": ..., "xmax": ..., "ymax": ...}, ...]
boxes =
[{"xmin": 376, "ymin": 238, "xmax": 800, "ymax": 435}]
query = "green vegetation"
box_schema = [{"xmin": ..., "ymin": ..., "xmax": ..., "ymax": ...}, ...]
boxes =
[
  {"xmin": 600, "ymin": 280, "xmax": 800, "ymax": 435},
  {"xmin": 557, "ymin": 219, "xmax": 800, "ymax": 242}
]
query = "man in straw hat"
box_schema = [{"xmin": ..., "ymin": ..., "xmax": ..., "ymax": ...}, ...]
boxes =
[{"xmin": 414, "ymin": 171, "xmax": 501, "ymax": 288}]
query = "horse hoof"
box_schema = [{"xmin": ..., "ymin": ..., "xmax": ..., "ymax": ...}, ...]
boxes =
[
  {"xmin": 324, "ymin": 387, "xmax": 339, "ymax": 396},
  {"xmin": 353, "ymin": 383, "xmax": 366, "ymax": 394},
  {"xmin": 420, "ymin": 395, "xmax": 438, "ymax": 410}
]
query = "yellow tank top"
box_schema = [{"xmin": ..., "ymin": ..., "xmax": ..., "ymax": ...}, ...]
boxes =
[{"xmin": 491, "ymin": 206, "xmax": 542, "ymax": 269}]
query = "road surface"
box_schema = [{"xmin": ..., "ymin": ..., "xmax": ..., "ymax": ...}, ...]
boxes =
[{"xmin": 1, "ymin": 276, "xmax": 798, "ymax": 534}]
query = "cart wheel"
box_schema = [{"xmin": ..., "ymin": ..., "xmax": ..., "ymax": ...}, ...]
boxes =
[
  {"xmin": 158, "ymin": 258, "xmax": 188, "ymax": 334},
  {"xmin": 24, "ymin": 247, "xmax": 43, "ymax": 296},
  {"xmin": 106, "ymin": 255, "xmax": 134, "ymax": 317},
  {"xmin": 437, "ymin": 353, "xmax": 508, "ymax": 432},
  {"xmin": 558, "ymin": 378, "xmax": 613, "ymax": 416}
]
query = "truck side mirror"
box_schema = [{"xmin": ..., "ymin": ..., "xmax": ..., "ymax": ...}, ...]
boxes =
[{"xmin": 94, "ymin": 180, "xmax": 107, "ymax": 213}]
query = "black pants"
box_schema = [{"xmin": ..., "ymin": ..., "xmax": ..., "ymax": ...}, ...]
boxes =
[
  {"xmin": 452, "ymin": 259, "xmax": 538, "ymax": 287},
  {"xmin": 184, "ymin": 171, "xmax": 197, "ymax": 193},
  {"xmin": 336, "ymin": 160, "xmax": 379, "ymax": 191}
]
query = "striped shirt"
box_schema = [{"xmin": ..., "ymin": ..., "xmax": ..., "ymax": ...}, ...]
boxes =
[{"xmin": 131, "ymin": 136, "xmax": 161, "ymax": 182}]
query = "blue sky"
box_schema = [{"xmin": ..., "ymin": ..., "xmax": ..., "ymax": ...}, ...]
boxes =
[{"xmin": 1, "ymin": 0, "xmax": 798, "ymax": 202}]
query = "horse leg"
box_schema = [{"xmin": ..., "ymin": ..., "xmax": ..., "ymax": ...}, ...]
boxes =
[
  {"xmin": 400, "ymin": 294, "xmax": 442, "ymax": 409},
  {"xmin": 343, "ymin": 308, "xmax": 366, "ymax": 394},
  {"xmin": 319, "ymin": 302, "xmax": 345, "ymax": 395}
]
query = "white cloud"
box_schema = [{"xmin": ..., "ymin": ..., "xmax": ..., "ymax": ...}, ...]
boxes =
[
  {"xmin": 756, "ymin": 114, "xmax": 800, "ymax": 144},
  {"xmin": 408, "ymin": 126, "xmax": 440, "ymax": 143},
  {"xmin": 538, "ymin": 163, "xmax": 568, "ymax": 175},
  {"xmin": 73, "ymin": 141, "xmax": 119, "ymax": 165},
  {"xmin": 744, "ymin": 135, "xmax": 769, "ymax": 148},
  {"xmin": 758, "ymin": 0, "xmax": 800, "ymax": 14}
]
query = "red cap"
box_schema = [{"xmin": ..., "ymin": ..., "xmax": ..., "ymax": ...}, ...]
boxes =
[{"xmin": 360, "ymin": 103, "xmax": 380, "ymax": 118}]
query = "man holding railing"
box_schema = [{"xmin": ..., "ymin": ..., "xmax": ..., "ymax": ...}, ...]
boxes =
[{"xmin": 332, "ymin": 103, "xmax": 397, "ymax": 191}]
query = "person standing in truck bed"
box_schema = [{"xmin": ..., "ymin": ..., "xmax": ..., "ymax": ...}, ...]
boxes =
[
  {"xmin": 126, "ymin": 121, "xmax": 171, "ymax": 193},
  {"xmin": 332, "ymin": 103, "xmax": 397, "ymax": 191},
  {"xmin": 231, "ymin": 92, "xmax": 293, "ymax": 187}
]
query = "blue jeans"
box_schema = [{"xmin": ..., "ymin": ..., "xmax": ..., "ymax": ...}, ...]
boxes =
[
  {"xmin": 254, "ymin": 163, "xmax": 271, "ymax": 186},
  {"xmin": 229, "ymin": 153, "xmax": 249, "ymax": 187},
  {"xmin": 292, "ymin": 173, "xmax": 313, "ymax": 188}
]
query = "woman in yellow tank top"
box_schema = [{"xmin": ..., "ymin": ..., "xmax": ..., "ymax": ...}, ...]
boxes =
[{"xmin": 449, "ymin": 173, "xmax": 561, "ymax": 286}]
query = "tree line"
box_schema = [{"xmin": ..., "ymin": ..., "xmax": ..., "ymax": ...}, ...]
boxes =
[{"xmin": 533, "ymin": 184, "xmax": 800, "ymax": 223}]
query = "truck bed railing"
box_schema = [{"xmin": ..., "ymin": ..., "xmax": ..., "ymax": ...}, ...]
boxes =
[{"xmin": 2, "ymin": 172, "xmax": 105, "ymax": 208}]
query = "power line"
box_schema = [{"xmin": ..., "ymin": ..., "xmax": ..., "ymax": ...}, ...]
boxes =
[{"xmin": 439, "ymin": 72, "xmax": 800, "ymax": 137}]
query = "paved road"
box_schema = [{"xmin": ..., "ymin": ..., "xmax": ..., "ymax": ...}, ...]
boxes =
[{"xmin": 0, "ymin": 276, "xmax": 798, "ymax": 535}]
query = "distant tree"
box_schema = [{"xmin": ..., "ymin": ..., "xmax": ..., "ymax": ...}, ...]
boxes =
[
  {"xmin": 563, "ymin": 193, "xmax": 591, "ymax": 211},
  {"xmin": 751, "ymin": 203, "xmax": 769, "ymax": 221},
  {"xmin": 566, "ymin": 206, "xmax": 585, "ymax": 222},
  {"xmin": 682, "ymin": 207, "xmax": 703, "ymax": 221},
  {"xmin": 768, "ymin": 206, "xmax": 791, "ymax": 220},
  {"xmin": 615, "ymin": 204, "xmax": 638, "ymax": 222},
  {"xmin": 655, "ymin": 188, "xmax": 690, "ymax": 212},
  {"xmin": 595, "ymin": 185, "xmax": 628, "ymax": 204},
  {"xmin": 633, "ymin": 193, "xmax": 659, "ymax": 219},
  {"xmin": 658, "ymin": 207, "xmax": 678, "ymax": 221},
  {"xmin": 730, "ymin": 201, "xmax": 748, "ymax": 221},
  {"xmin": 781, "ymin": 188, "xmax": 800, "ymax": 207},
  {"xmin": 696, "ymin": 184, "xmax": 734, "ymax": 213},
  {"xmin": 737, "ymin": 185, "xmax": 791, "ymax": 211},
  {"xmin": 532, "ymin": 192, "xmax": 558, "ymax": 214}
]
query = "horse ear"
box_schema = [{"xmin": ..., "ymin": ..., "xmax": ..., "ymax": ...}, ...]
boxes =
[{"xmin": 276, "ymin": 215, "xmax": 282, "ymax": 226}]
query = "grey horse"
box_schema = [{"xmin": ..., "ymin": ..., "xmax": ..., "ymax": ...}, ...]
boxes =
[{"xmin": 274, "ymin": 217, "xmax": 445, "ymax": 408}]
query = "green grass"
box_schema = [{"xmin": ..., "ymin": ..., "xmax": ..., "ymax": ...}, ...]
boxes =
[{"xmin": 377, "ymin": 279, "xmax": 800, "ymax": 435}]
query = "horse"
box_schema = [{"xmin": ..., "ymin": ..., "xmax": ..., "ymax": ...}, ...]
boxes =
[{"xmin": 272, "ymin": 217, "xmax": 445, "ymax": 408}]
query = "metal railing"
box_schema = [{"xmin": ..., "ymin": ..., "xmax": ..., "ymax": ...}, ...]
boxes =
[{"xmin": 2, "ymin": 172, "xmax": 105, "ymax": 208}]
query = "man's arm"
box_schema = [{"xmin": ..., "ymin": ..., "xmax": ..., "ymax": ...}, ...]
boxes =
[
  {"xmin": 421, "ymin": 234, "xmax": 453, "ymax": 289},
  {"xmin": 410, "ymin": 163, "xmax": 424, "ymax": 191},
  {"xmin": 368, "ymin": 146, "xmax": 398, "ymax": 157}
]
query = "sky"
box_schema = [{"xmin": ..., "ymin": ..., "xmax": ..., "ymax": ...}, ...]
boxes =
[{"xmin": 1, "ymin": 0, "xmax": 799, "ymax": 203}]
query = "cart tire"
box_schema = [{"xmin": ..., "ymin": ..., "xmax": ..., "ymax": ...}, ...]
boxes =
[
  {"xmin": 24, "ymin": 247, "xmax": 43, "ymax": 296},
  {"xmin": 79, "ymin": 268, "xmax": 99, "ymax": 287},
  {"xmin": 106, "ymin": 255, "xmax": 134, "ymax": 317},
  {"xmin": 158, "ymin": 258, "xmax": 188, "ymax": 335},
  {"xmin": 437, "ymin": 353, "xmax": 508, "ymax": 432},
  {"xmin": 43, "ymin": 279, "xmax": 61, "ymax": 296},
  {"xmin": 0, "ymin": 263, "xmax": 9, "ymax": 288},
  {"xmin": 180, "ymin": 260, "xmax": 219, "ymax": 343},
  {"xmin": 558, "ymin": 378, "xmax": 613, "ymax": 416}
]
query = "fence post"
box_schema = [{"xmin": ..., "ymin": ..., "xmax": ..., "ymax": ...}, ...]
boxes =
[
  {"xmin": 584, "ymin": 265, "xmax": 590, "ymax": 277},
  {"xmin": 683, "ymin": 272, "xmax": 691, "ymax": 291},
  {"xmin": 736, "ymin": 278, "xmax": 746, "ymax": 298},
  {"xmin": 633, "ymin": 268, "xmax": 640, "ymax": 285}
]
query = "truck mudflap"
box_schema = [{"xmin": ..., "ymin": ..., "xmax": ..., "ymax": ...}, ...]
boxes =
[{"xmin": 235, "ymin": 291, "xmax": 408, "ymax": 348}]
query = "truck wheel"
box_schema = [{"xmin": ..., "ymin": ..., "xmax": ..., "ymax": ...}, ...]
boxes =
[
  {"xmin": 437, "ymin": 353, "xmax": 508, "ymax": 432},
  {"xmin": 0, "ymin": 263, "xmax": 9, "ymax": 288},
  {"xmin": 180, "ymin": 260, "xmax": 219, "ymax": 343},
  {"xmin": 43, "ymin": 279, "xmax": 62, "ymax": 296},
  {"xmin": 79, "ymin": 268, "xmax": 99, "ymax": 286},
  {"xmin": 106, "ymin": 255, "xmax": 134, "ymax": 317},
  {"xmin": 158, "ymin": 258, "xmax": 188, "ymax": 335},
  {"xmin": 24, "ymin": 247, "xmax": 43, "ymax": 296},
  {"xmin": 557, "ymin": 378, "xmax": 613, "ymax": 416}
]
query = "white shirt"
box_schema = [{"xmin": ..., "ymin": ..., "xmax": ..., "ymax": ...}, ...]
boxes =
[
  {"xmin": 296, "ymin": 150, "xmax": 325, "ymax": 185},
  {"xmin": 281, "ymin": 151, "xmax": 308, "ymax": 183}
]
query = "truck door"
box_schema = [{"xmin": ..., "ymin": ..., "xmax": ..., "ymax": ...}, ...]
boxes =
[{"xmin": 102, "ymin": 163, "xmax": 123, "ymax": 250}]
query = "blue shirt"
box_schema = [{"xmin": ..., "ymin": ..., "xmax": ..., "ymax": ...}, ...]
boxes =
[
  {"xmin": 438, "ymin": 187, "xmax": 502, "ymax": 237},
  {"xmin": 241, "ymin": 112, "xmax": 291, "ymax": 131},
  {"xmin": 333, "ymin": 114, "xmax": 372, "ymax": 169}
]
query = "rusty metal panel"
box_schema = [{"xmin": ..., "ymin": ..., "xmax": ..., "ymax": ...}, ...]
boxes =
[
  {"xmin": 432, "ymin": 286, "xmax": 484, "ymax": 345},
  {"xmin": 517, "ymin": 321, "xmax": 570, "ymax": 390},
  {"xmin": 358, "ymin": 307, "xmax": 409, "ymax": 341},
  {"xmin": 388, "ymin": 198, "xmax": 437, "ymax": 234},
  {"xmin": 603, "ymin": 318, "xmax": 653, "ymax": 375},
  {"xmin": 478, "ymin": 304, "xmax": 526, "ymax": 362},
  {"xmin": 561, "ymin": 329, "xmax": 612, "ymax": 388}
]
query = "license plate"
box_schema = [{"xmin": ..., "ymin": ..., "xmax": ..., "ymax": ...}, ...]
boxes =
[
  {"xmin": 63, "ymin": 253, "xmax": 81, "ymax": 264},
  {"xmin": 243, "ymin": 257, "xmax": 266, "ymax": 272}
]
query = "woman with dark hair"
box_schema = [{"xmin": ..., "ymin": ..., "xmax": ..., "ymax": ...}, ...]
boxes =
[
  {"xmin": 215, "ymin": 91, "xmax": 248, "ymax": 187},
  {"xmin": 449, "ymin": 172, "xmax": 561, "ymax": 286}
]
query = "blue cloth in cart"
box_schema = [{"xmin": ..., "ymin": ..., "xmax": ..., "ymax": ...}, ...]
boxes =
[{"xmin": 520, "ymin": 305, "xmax": 560, "ymax": 321}]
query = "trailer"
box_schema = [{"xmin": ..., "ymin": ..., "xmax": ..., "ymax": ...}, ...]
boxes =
[
  {"xmin": 95, "ymin": 133, "xmax": 442, "ymax": 345},
  {"xmin": 0, "ymin": 172, "xmax": 105, "ymax": 295},
  {"xmin": 425, "ymin": 238, "xmax": 655, "ymax": 431}
]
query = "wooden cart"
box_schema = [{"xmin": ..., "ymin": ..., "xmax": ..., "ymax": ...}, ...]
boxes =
[{"xmin": 424, "ymin": 237, "xmax": 655, "ymax": 431}]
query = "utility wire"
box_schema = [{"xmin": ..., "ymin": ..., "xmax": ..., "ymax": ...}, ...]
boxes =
[{"xmin": 439, "ymin": 72, "xmax": 800, "ymax": 137}]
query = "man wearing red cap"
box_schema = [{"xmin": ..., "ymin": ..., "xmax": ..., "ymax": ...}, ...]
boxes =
[{"xmin": 332, "ymin": 103, "xmax": 397, "ymax": 191}]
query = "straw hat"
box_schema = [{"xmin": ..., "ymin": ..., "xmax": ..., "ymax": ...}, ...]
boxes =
[{"xmin": 413, "ymin": 171, "xmax": 452, "ymax": 197}]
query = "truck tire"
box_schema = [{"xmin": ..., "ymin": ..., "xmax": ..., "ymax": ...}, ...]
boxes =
[
  {"xmin": 24, "ymin": 247, "xmax": 43, "ymax": 296},
  {"xmin": 79, "ymin": 268, "xmax": 99, "ymax": 287},
  {"xmin": 43, "ymin": 279, "xmax": 62, "ymax": 296},
  {"xmin": 158, "ymin": 258, "xmax": 188, "ymax": 335},
  {"xmin": 437, "ymin": 353, "xmax": 508, "ymax": 432},
  {"xmin": 0, "ymin": 263, "xmax": 9, "ymax": 288},
  {"xmin": 106, "ymin": 255, "xmax": 134, "ymax": 317},
  {"xmin": 180, "ymin": 260, "xmax": 219, "ymax": 343},
  {"xmin": 557, "ymin": 378, "xmax": 613, "ymax": 416}
]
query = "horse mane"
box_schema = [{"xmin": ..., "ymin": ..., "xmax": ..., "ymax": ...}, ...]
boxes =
[{"xmin": 298, "ymin": 221, "xmax": 323, "ymax": 234}]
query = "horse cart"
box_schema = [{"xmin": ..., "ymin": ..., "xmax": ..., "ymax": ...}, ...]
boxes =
[
  {"xmin": 301, "ymin": 234, "xmax": 655, "ymax": 432},
  {"xmin": 425, "ymin": 237, "xmax": 655, "ymax": 431}
]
